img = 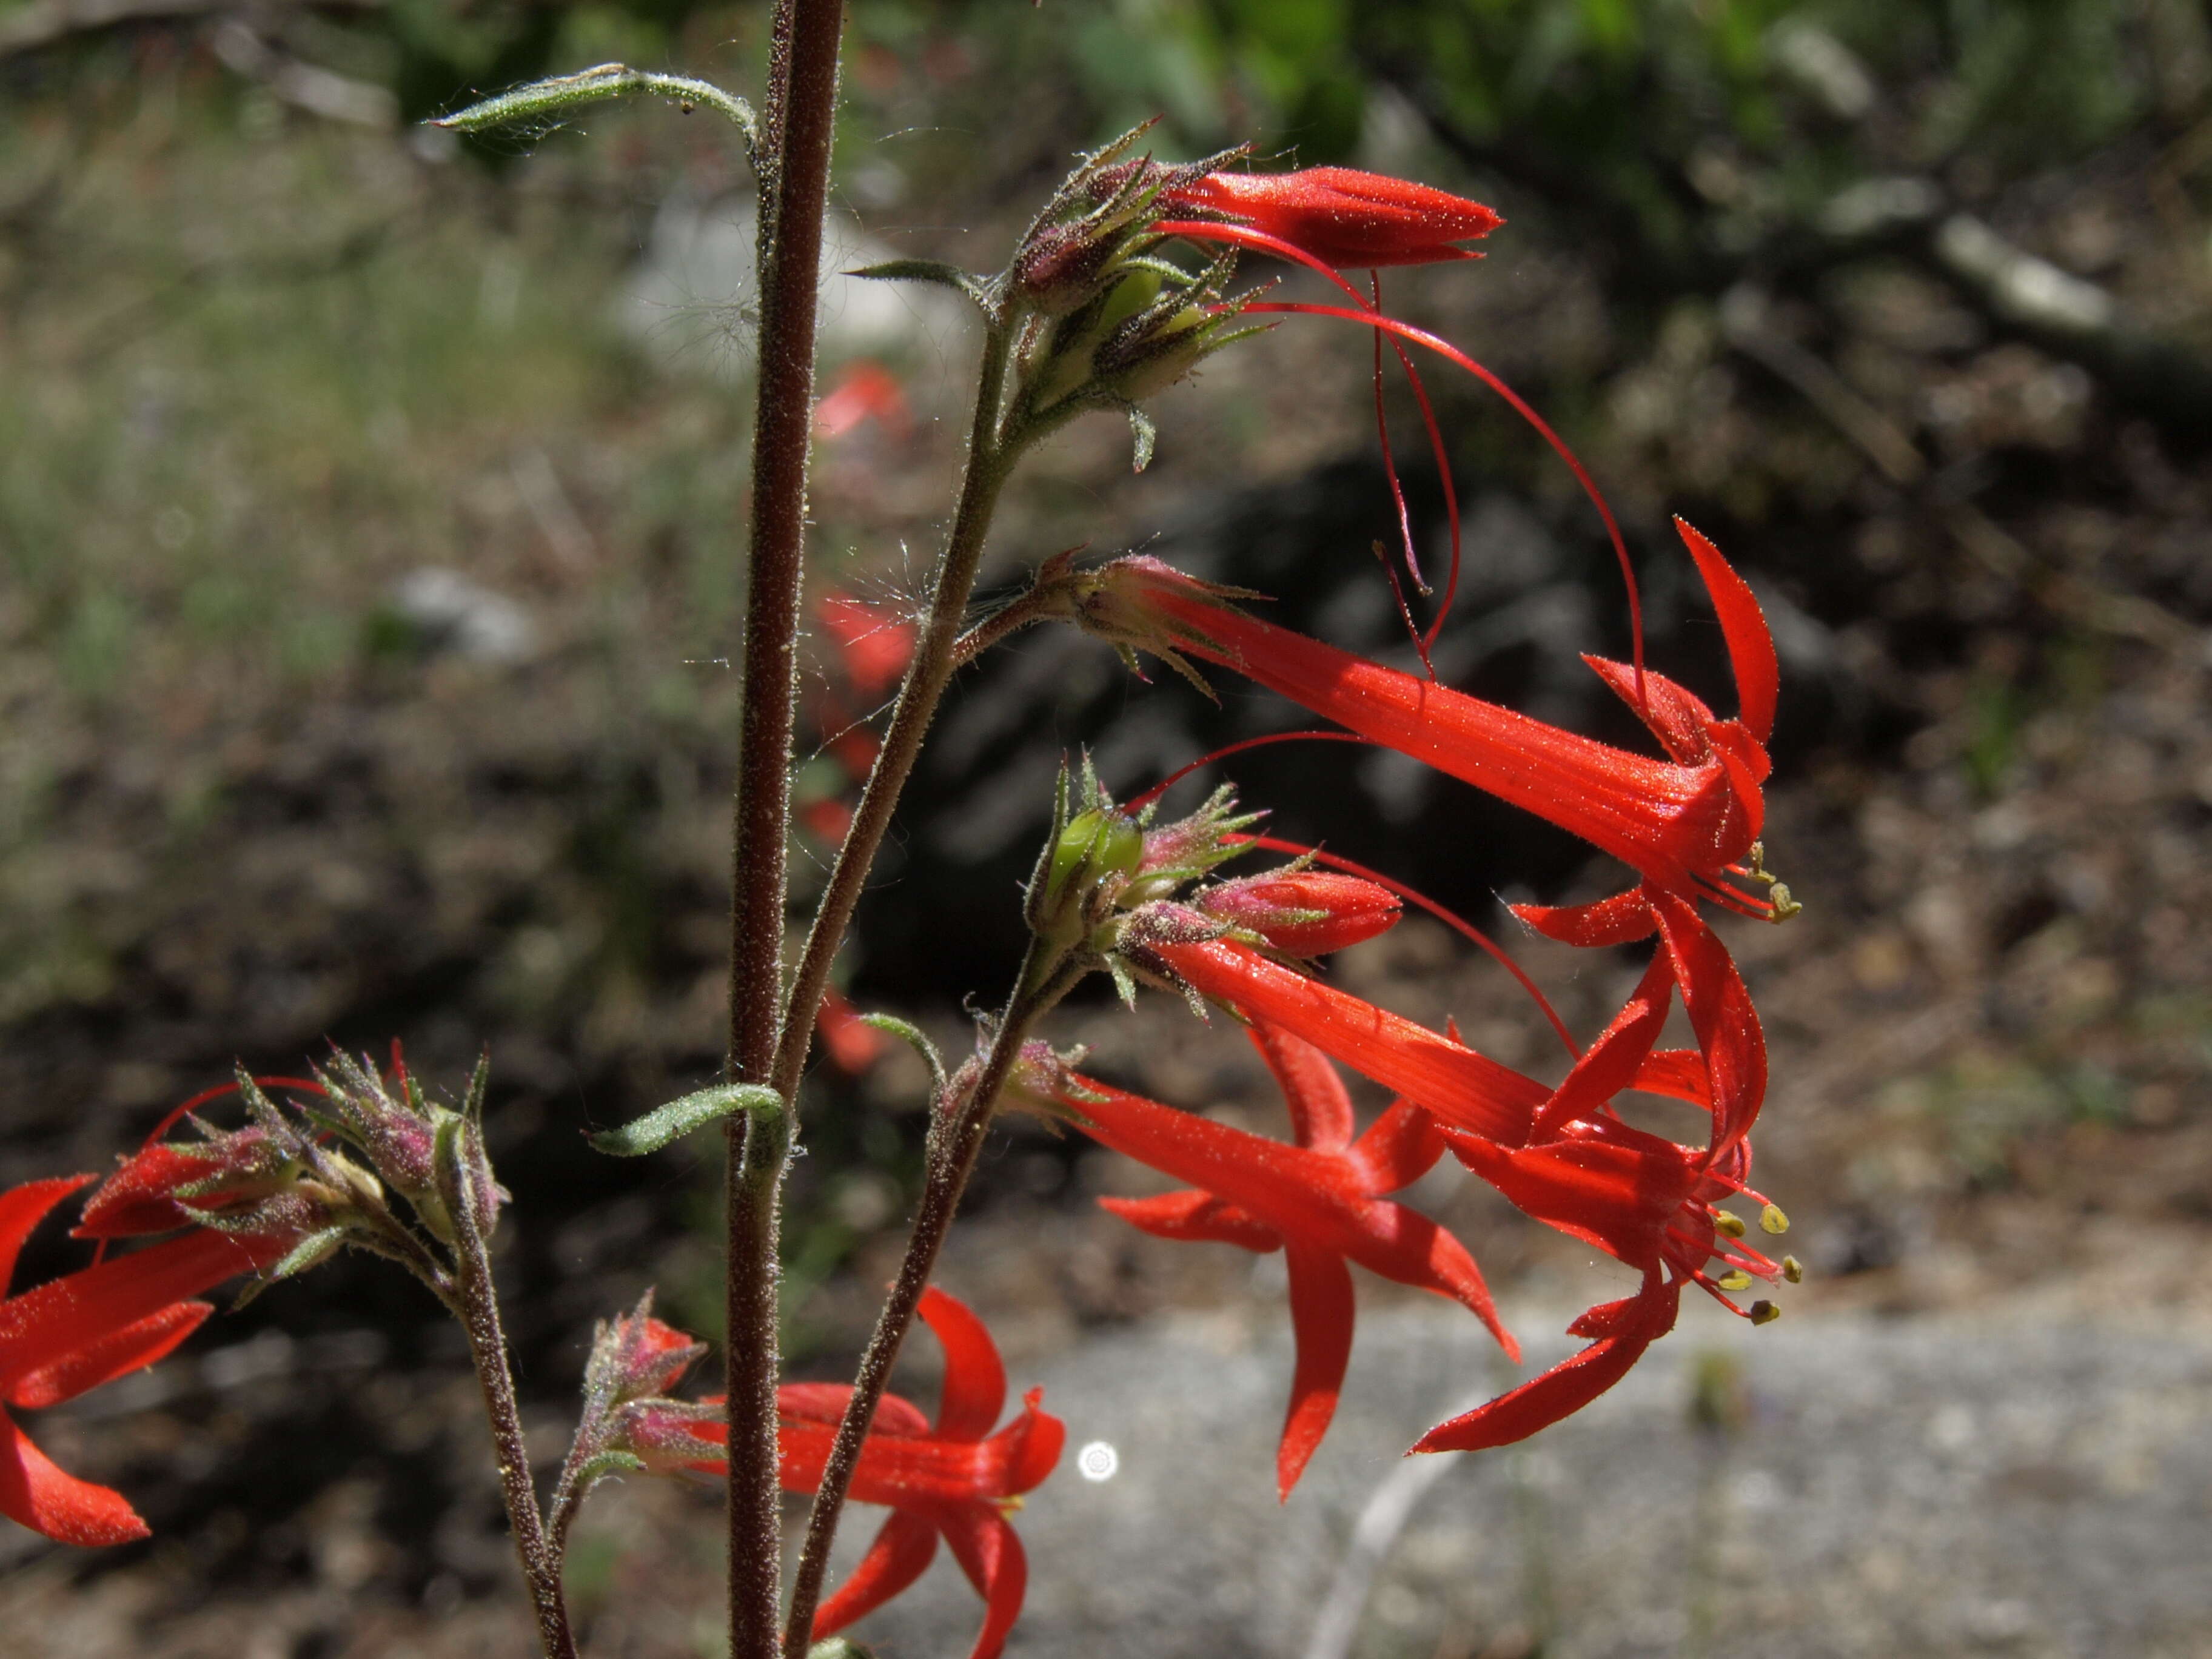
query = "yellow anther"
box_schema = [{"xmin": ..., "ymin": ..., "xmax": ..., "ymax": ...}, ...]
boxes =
[
  {"xmin": 1768, "ymin": 881, "xmax": 1801, "ymax": 922},
  {"xmin": 1714, "ymin": 1212, "xmax": 1748, "ymax": 1238},
  {"xmin": 1749, "ymin": 1300, "xmax": 1781, "ymax": 1326},
  {"xmin": 1760, "ymin": 1203, "xmax": 1790, "ymax": 1235},
  {"xmin": 1783, "ymin": 1255, "xmax": 1804, "ymax": 1284},
  {"xmin": 1717, "ymin": 1270, "xmax": 1753, "ymax": 1292}
]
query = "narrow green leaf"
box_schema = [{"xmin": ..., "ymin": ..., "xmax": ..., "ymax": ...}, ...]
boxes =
[
  {"xmin": 589, "ymin": 1084, "xmax": 785, "ymax": 1157},
  {"xmin": 857, "ymin": 1014, "xmax": 948, "ymax": 1099},
  {"xmin": 433, "ymin": 65, "xmax": 757, "ymax": 158},
  {"xmin": 844, "ymin": 259, "xmax": 994, "ymax": 308}
]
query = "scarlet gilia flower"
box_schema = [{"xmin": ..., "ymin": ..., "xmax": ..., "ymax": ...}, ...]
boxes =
[
  {"xmin": 1032, "ymin": 1021, "xmax": 1512, "ymax": 1495},
  {"xmin": 0, "ymin": 1176, "xmax": 273, "ymax": 1544},
  {"xmin": 1195, "ymin": 868, "xmax": 1401, "ymax": 957},
  {"xmin": 1141, "ymin": 937, "xmax": 1547, "ymax": 1144},
  {"xmin": 1075, "ymin": 520, "xmax": 1794, "ymax": 925},
  {"xmin": 1416, "ymin": 1124, "xmax": 1794, "ymax": 1452},
  {"xmin": 1164, "ymin": 166, "xmax": 1502, "ymax": 269},
  {"xmin": 662, "ymin": 1287, "xmax": 1063, "ymax": 1659}
]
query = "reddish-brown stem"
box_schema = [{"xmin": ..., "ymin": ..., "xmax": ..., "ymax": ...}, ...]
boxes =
[
  {"xmin": 452, "ymin": 1208, "xmax": 577, "ymax": 1659},
  {"xmin": 726, "ymin": 4, "xmax": 846, "ymax": 1658}
]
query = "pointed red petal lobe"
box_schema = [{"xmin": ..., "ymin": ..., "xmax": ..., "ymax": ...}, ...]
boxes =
[
  {"xmin": 1098, "ymin": 1191, "xmax": 1283, "ymax": 1253},
  {"xmin": 1581, "ymin": 657, "xmax": 1720, "ymax": 763},
  {"xmin": 812, "ymin": 1509, "xmax": 940, "ymax": 1639},
  {"xmin": 1675, "ymin": 517, "xmax": 1778, "ymax": 743},
  {"xmin": 7, "ymin": 1302, "xmax": 210, "ymax": 1410},
  {"xmin": 1277, "ymin": 1244, "xmax": 1355, "ymax": 1500},
  {"xmin": 938, "ymin": 1507, "xmax": 1029, "ymax": 1659},
  {"xmin": 1511, "ymin": 891, "xmax": 1658, "ymax": 948},
  {"xmin": 0, "ymin": 1408, "xmax": 149, "ymax": 1546},
  {"xmin": 917, "ymin": 1286, "xmax": 1005, "ymax": 1443},
  {"xmin": 1632, "ymin": 1049, "xmax": 1712, "ymax": 1110},
  {"xmin": 1412, "ymin": 1275, "xmax": 1681, "ymax": 1454},
  {"xmin": 995, "ymin": 1386, "xmax": 1065, "ymax": 1495},
  {"xmin": 1651, "ymin": 893, "xmax": 1767, "ymax": 1156},
  {"xmin": 777, "ymin": 1382, "xmax": 933, "ymax": 1436},
  {"xmin": 0, "ymin": 1230, "xmax": 266, "ymax": 1395},
  {"xmin": 1247, "ymin": 1020, "xmax": 1355, "ymax": 1153},
  {"xmin": 0, "ymin": 1177, "xmax": 94, "ymax": 1292},
  {"xmin": 1529, "ymin": 950, "xmax": 1672, "ymax": 1139},
  {"xmin": 1344, "ymin": 1098, "xmax": 1447, "ymax": 1193}
]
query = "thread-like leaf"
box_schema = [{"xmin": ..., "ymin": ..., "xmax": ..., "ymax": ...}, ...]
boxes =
[
  {"xmin": 857, "ymin": 1015, "xmax": 948, "ymax": 1100},
  {"xmin": 589, "ymin": 1085, "xmax": 785, "ymax": 1157},
  {"xmin": 845, "ymin": 259, "xmax": 994, "ymax": 308}
]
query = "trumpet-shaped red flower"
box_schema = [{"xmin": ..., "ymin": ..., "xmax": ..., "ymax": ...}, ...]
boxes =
[
  {"xmin": 1164, "ymin": 167, "xmax": 1502, "ymax": 269},
  {"xmin": 1415, "ymin": 1123, "xmax": 1788, "ymax": 1452},
  {"xmin": 1144, "ymin": 937, "xmax": 1549, "ymax": 1144},
  {"xmin": 1044, "ymin": 1020, "xmax": 1513, "ymax": 1495},
  {"xmin": 1152, "ymin": 900, "xmax": 1767, "ymax": 1162},
  {"xmin": 667, "ymin": 1287, "xmax": 1062, "ymax": 1659},
  {"xmin": 0, "ymin": 1177, "xmax": 272, "ymax": 1544},
  {"xmin": 1086, "ymin": 519, "xmax": 1788, "ymax": 923}
]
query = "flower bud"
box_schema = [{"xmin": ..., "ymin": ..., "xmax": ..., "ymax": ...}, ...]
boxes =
[
  {"xmin": 1198, "ymin": 870, "xmax": 1401, "ymax": 956},
  {"xmin": 1027, "ymin": 797, "xmax": 1145, "ymax": 948},
  {"xmin": 1164, "ymin": 166, "xmax": 1501, "ymax": 269},
  {"xmin": 75, "ymin": 1125, "xmax": 298, "ymax": 1240},
  {"xmin": 584, "ymin": 1293, "xmax": 708, "ymax": 1412}
]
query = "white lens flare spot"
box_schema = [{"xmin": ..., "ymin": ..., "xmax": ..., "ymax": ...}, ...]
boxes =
[{"xmin": 1076, "ymin": 1439, "xmax": 1119, "ymax": 1482}]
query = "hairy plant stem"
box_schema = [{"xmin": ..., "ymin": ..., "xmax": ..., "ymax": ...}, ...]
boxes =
[
  {"xmin": 454, "ymin": 1219, "xmax": 577, "ymax": 1659},
  {"xmin": 780, "ymin": 940, "xmax": 1088, "ymax": 1656},
  {"xmin": 725, "ymin": 3, "xmax": 846, "ymax": 1657},
  {"xmin": 768, "ymin": 317, "xmax": 1021, "ymax": 1104}
]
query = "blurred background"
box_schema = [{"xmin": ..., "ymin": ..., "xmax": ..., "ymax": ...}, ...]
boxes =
[{"xmin": 3, "ymin": 1, "xmax": 2211, "ymax": 1654}]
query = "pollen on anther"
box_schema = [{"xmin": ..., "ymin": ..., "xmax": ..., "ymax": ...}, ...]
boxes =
[
  {"xmin": 1782, "ymin": 1256, "xmax": 1804, "ymax": 1284},
  {"xmin": 1717, "ymin": 1270, "xmax": 1752, "ymax": 1292},
  {"xmin": 1749, "ymin": 1300, "xmax": 1781, "ymax": 1326},
  {"xmin": 1759, "ymin": 1204, "xmax": 1790, "ymax": 1235},
  {"xmin": 1714, "ymin": 1212, "xmax": 1748, "ymax": 1239}
]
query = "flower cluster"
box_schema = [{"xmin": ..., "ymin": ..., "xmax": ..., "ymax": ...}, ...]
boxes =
[
  {"xmin": 1014, "ymin": 507, "xmax": 1800, "ymax": 1475},
  {"xmin": 588, "ymin": 1285, "xmax": 1063, "ymax": 1659}
]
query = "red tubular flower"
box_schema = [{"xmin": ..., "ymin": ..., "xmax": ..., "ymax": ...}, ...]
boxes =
[
  {"xmin": 1415, "ymin": 1124, "xmax": 1789, "ymax": 1453},
  {"xmin": 675, "ymin": 1287, "xmax": 1062, "ymax": 1659},
  {"xmin": 1087, "ymin": 518, "xmax": 1788, "ymax": 922},
  {"xmin": 1196, "ymin": 868, "xmax": 1401, "ymax": 956},
  {"xmin": 1047, "ymin": 1019, "xmax": 1513, "ymax": 1496},
  {"xmin": 0, "ymin": 1178, "xmax": 273, "ymax": 1544},
  {"xmin": 1145, "ymin": 937, "xmax": 1548, "ymax": 1144},
  {"xmin": 1164, "ymin": 166, "xmax": 1502, "ymax": 269}
]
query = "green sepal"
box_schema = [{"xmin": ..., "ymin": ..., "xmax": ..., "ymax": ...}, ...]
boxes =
[{"xmin": 588, "ymin": 1084, "xmax": 785, "ymax": 1157}]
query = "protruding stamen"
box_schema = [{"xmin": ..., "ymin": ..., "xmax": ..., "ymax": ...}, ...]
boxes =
[
  {"xmin": 1716, "ymin": 1270, "xmax": 1752, "ymax": 1292},
  {"xmin": 1749, "ymin": 1301, "xmax": 1781, "ymax": 1326},
  {"xmin": 1782, "ymin": 1256, "xmax": 1804, "ymax": 1284},
  {"xmin": 1714, "ymin": 1212, "xmax": 1748, "ymax": 1239},
  {"xmin": 1760, "ymin": 1203, "xmax": 1789, "ymax": 1235}
]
